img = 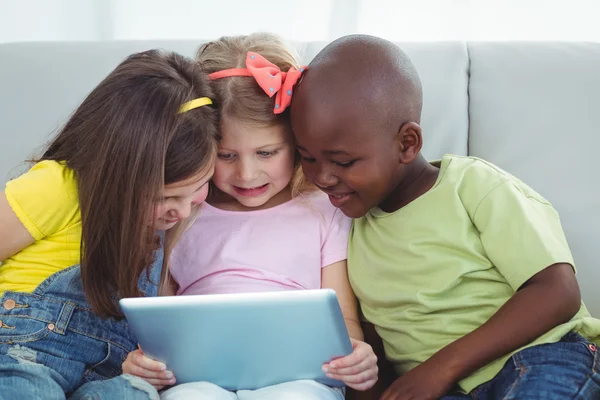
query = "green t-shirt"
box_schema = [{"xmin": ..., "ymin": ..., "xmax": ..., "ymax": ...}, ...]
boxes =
[{"xmin": 348, "ymin": 154, "xmax": 600, "ymax": 393}]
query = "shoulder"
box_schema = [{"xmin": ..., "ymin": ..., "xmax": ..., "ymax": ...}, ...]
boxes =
[
  {"xmin": 440, "ymin": 155, "xmax": 514, "ymax": 204},
  {"xmin": 4, "ymin": 160, "xmax": 79, "ymax": 238},
  {"xmin": 5, "ymin": 160, "xmax": 78, "ymax": 202},
  {"xmin": 441, "ymin": 155, "xmax": 551, "ymax": 217},
  {"xmin": 443, "ymin": 155, "xmax": 509, "ymax": 186}
]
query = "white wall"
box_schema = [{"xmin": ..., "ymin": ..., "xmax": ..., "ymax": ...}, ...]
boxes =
[
  {"xmin": 0, "ymin": 0, "xmax": 336, "ymax": 43},
  {"xmin": 358, "ymin": 0, "xmax": 600, "ymax": 41},
  {"xmin": 1, "ymin": 0, "xmax": 600, "ymax": 43}
]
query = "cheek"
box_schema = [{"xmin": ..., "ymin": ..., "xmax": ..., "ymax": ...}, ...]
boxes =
[
  {"xmin": 354, "ymin": 162, "xmax": 390, "ymax": 197},
  {"xmin": 192, "ymin": 184, "xmax": 209, "ymax": 205},
  {"xmin": 212, "ymin": 161, "xmax": 230, "ymax": 184},
  {"xmin": 153, "ymin": 203, "xmax": 167, "ymax": 220},
  {"xmin": 342, "ymin": 165, "xmax": 375, "ymax": 192},
  {"xmin": 272, "ymin": 151, "xmax": 295, "ymax": 180},
  {"xmin": 300, "ymin": 160, "xmax": 316, "ymax": 180}
]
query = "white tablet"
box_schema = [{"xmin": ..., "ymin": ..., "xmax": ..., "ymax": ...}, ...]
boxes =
[{"xmin": 119, "ymin": 289, "xmax": 352, "ymax": 391}]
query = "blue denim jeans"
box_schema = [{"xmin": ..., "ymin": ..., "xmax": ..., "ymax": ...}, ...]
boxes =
[
  {"xmin": 0, "ymin": 246, "xmax": 163, "ymax": 399},
  {"xmin": 442, "ymin": 332, "xmax": 600, "ymax": 399}
]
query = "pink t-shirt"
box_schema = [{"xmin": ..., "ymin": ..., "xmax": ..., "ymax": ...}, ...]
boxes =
[{"xmin": 170, "ymin": 191, "xmax": 352, "ymax": 296}]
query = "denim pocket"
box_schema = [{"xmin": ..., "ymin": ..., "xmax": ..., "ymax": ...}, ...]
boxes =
[
  {"xmin": 559, "ymin": 331, "xmax": 597, "ymax": 357},
  {"xmin": 514, "ymin": 333, "xmax": 595, "ymax": 369},
  {"xmin": 82, "ymin": 342, "xmax": 128, "ymax": 383},
  {"xmin": 0, "ymin": 315, "xmax": 53, "ymax": 344}
]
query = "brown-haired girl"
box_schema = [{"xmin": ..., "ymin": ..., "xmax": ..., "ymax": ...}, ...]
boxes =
[
  {"xmin": 124, "ymin": 33, "xmax": 378, "ymax": 400},
  {"xmin": 0, "ymin": 49, "xmax": 219, "ymax": 399}
]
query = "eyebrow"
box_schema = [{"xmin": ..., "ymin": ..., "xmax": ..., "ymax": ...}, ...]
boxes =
[
  {"xmin": 296, "ymin": 145, "xmax": 351, "ymax": 156},
  {"xmin": 164, "ymin": 176, "xmax": 209, "ymax": 198},
  {"xmin": 255, "ymin": 142, "xmax": 286, "ymax": 150},
  {"xmin": 220, "ymin": 141, "xmax": 286, "ymax": 152}
]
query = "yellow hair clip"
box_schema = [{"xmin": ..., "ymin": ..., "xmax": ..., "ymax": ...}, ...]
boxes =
[{"xmin": 178, "ymin": 97, "xmax": 213, "ymax": 114}]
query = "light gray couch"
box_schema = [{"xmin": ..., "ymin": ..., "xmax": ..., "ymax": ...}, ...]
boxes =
[{"xmin": 1, "ymin": 40, "xmax": 598, "ymax": 317}]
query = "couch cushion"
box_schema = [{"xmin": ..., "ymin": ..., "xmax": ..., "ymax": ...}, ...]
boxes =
[{"xmin": 468, "ymin": 42, "xmax": 600, "ymax": 316}]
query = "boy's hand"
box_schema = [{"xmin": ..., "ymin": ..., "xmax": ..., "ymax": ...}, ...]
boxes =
[
  {"xmin": 122, "ymin": 348, "xmax": 176, "ymax": 390},
  {"xmin": 380, "ymin": 360, "xmax": 455, "ymax": 400},
  {"xmin": 322, "ymin": 338, "xmax": 378, "ymax": 391}
]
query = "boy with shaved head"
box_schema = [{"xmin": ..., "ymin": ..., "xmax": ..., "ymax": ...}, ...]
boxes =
[{"xmin": 291, "ymin": 34, "xmax": 600, "ymax": 399}]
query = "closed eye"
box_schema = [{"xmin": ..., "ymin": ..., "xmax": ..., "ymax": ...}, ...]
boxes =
[
  {"xmin": 333, "ymin": 160, "xmax": 356, "ymax": 168},
  {"xmin": 257, "ymin": 150, "xmax": 278, "ymax": 158},
  {"xmin": 300, "ymin": 156, "xmax": 316, "ymax": 163},
  {"xmin": 217, "ymin": 153, "xmax": 235, "ymax": 161}
]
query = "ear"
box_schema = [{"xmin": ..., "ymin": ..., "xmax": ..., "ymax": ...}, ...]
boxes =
[{"xmin": 396, "ymin": 122, "xmax": 423, "ymax": 164}]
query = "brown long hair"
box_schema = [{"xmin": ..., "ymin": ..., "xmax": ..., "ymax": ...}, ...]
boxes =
[
  {"xmin": 39, "ymin": 49, "xmax": 219, "ymax": 317},
  {"xmin": 197, "ymin": 33, "xmax": 314, "ymax": 197}
]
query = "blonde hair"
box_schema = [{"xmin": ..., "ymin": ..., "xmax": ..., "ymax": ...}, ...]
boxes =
[{"xmin": 197, "ymin": 32, "xmax": 315, "ymax": 197}]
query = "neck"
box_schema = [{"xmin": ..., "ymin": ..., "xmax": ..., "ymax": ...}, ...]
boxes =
[{"xmin": 379, "ymin": 154, "xmax": 439, "ymax": 213}]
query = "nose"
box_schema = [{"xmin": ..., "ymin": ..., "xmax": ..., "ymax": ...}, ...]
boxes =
[
  {"xmin": 313, "ymin": 164, "xmax": 338, "ymax": 188},
  {"xmin": 236, "ymin": 158, "xmax": 258, "ymax": 182},
  {"xmin": 171, "ymin": 201, "xmax": 192, "ymax": 220}
]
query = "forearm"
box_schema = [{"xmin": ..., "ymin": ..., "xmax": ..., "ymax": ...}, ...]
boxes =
[
  {"xmin": 321, "ymin": 260, "xmax": 365, "ymax": 341},
  {"xmin": 345, "ymin": 317, "xmax": 365, "ymax": 341},
  {"xmin": 428, "ymin": 263, "xmax": 581, "ymax": 383}
]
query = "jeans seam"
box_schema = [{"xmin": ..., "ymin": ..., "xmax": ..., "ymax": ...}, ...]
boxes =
[
  {"xmin": 2, "ymin": 305, "xmax": 132, "ymax": 352},
  {"xmin": 503, "ymin": 357, "xmax": 526, "ymax": 400},
  {"xmin": 0, "ymin": 326, "xmax": 52, "ymax": 344},
  {"xmin": 2, "ymin": 291, "xmax": 95, "ymax": 313},
  {"xmin": 67, "ymin": 327, "xmax": 132, "ymax": 354},
  {"xmin": 87, "ymin": 342, "xmax": 111, "ymax": 370},
  {"xmin": 0, "ymin": 314, "xmax": 53, "ymax": 324},
  {"xmin": 31, "ymin": 264, "xmax": 80, "ymax": 295},
  {"xmin": 1, "ymin": 321, "xmax": 132, "ymax": 354},
  {"xmin": 572, "ymin": 347, "xmax": 597, "ymax": 398}
]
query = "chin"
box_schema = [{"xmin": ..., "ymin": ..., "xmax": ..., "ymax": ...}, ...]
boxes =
[
  {"xmin": 237, "ymin": 197, "xmax": 269, "ymax": 208},
  {"xmin": 343, "ymin": 209, "xmax": 368, "ymax": 219},
  {"xmin": 340, "ymin": 204, "xmax": 369, "ymax": 219},
  {"xmin": 155, "ymin": 220, "xmax": 178, "ymax": 231}
]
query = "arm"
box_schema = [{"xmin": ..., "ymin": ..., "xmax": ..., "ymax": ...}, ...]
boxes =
[
  {"xmin": 321, "ymin": 260, "xmax": 363, "ymax": 340},
  {"xmin": 382, "ymin": 173, "xmax": 581, "ymax": 400},
  {"xmin": 321, "ymin": 260, "xmax": 378, "ymax": 391},
  {"xmin": 0, "ymin": 191, "xmax": 34, "ymax": 261},
  {"xmin": 382, "ymin": 263, "xmax": 580, "ymax": 400},
  {"xmin": 431, "ymin": 263, "xmax": 579, "ymax": 384}
]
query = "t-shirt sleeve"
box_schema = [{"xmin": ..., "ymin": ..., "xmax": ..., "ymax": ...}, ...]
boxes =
[
  {"xmin": 321, "ymin": 207, "xmax": 352, "ymax": 268},
  {"xmin": 4, "ymin": 161, "xmax": 79, "ymax": 240},
  {"xmin": 472, "ymin": 179, "xmax": 575, "ymax": 291}
]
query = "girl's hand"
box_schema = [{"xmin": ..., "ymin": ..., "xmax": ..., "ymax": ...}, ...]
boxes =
[
  {"xmin": 122, "ymin": 347, "xmax": 176, "ymax": 390},
  {"xmin": 322, "ymin": 338, "xmax": 378, "ymax": 391}
]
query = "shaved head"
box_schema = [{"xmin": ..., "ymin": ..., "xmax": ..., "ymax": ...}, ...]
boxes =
[
  {"xmin": 293, "ymin": 34, "xmax": 422, "ymax": 139},
  {"xmin": 291, "ymin": 35, "xmax": 429, "ymax": 218}
]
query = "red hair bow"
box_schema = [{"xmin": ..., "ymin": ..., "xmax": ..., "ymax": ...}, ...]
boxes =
[{"xmin": 209, "ymin": 52, "xmax": 307, "ymax": 114}]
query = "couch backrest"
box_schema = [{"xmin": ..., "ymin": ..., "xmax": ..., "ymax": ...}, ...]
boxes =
[
  {"xmin": 468, "ymin": 42, "xmax": 600, "ymax": 317},
  {"xmin": 0, "ymin": 40, "xmax": 597, "ymax": 316},
  {"xmin": 0, "ymin": 40, "xmax": 469, "ymax": 180}
]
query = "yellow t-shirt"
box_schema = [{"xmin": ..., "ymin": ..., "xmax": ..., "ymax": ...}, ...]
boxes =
[
  {"xmin": 1, "ymin": 160, "xmax": 81, "ymax": 295},
  {"xmin": 349, "ymin": 154, "xmax": 600, "ymax": 393}
]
